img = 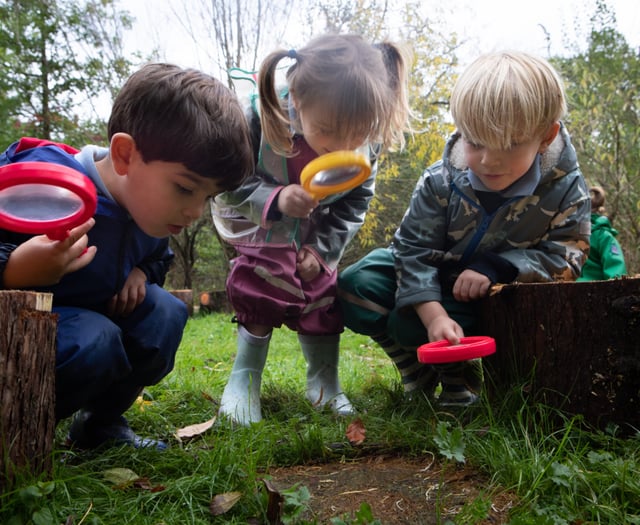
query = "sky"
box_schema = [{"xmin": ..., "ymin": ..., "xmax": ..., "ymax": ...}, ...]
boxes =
[
  {"xmin": 121, "ymin": 0, "xmax": 640, "ymax": 71},
  {"xmin": 98, "ymin": 0, "xmax": 638, "ymax": 120}
]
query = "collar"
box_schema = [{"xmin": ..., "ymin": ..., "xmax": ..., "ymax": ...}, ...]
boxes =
[{"xmin": 468, "ymin": 154, "xmax": 541, "ymax": 197}]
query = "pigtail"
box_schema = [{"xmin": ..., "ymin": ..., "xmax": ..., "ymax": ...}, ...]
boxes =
[
  {"xmin": 258, "ymin": 50, "xmax": 295, "ymax": 156},
  {"xmin": 375, "ymin": 41, "xmax": 414, "ymax": 151}
]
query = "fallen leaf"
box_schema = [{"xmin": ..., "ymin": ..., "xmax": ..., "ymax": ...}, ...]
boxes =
[
  {"xmin": 210, "ymin": 491, "xmax": 242, "ymax": 516},
  {"xmin": 346, "ymin": 418, "xmax": 366, "ymax": 445},
  {"xmin": 131, "ymin": 477, "xmax": 167, "ymax": 493},
  {"xmin": 262, "ymin": 479, "xmax": 284, "ymax": 524},
  {"xmin": 134, "ymin": 395, "xmax": 153, "ymax": 412},
  {"xmin": 175, "ymin": 416, "xmax": 216, "ymax": 440},
  {"xmin": 103, "ymin": 468, "xmax": 140, "ymax": 488}
]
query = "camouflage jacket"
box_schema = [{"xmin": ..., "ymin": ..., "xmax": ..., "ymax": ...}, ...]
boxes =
[{"xmin": 392, "ymin": 123, "xmax": 591, "ymax": 309}]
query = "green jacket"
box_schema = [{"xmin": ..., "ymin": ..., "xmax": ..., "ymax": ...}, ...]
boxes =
[{"xmin": 577, "ymin": 214, "xmax": 627, "ymax": 281}]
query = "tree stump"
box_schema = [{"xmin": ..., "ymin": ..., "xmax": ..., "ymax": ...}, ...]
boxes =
[
  {"xmin": 0, "ymin": 291, "xmax": 57, "ymax": 493},
  {"xmin": 198, "ymin": 290, "xmax": 232, "ymax": 314},
  {"xmin": 479, "ymin": 278, "xmax": 640, "ymax": 432},
  {"xmin": 169, "ymin": 289, "xmax": 194, "ymax": 316}
]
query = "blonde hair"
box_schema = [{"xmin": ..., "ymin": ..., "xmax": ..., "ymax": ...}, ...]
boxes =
[
  {"xmin": 258, "ymin": 33, "xmax": 413, "ymax": 156},
  {"xmin": 450, "ymin": 51, "xmax": 567, "ymax": 150}
]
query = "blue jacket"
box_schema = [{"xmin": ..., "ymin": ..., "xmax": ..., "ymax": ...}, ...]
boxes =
[{"xmin": 0, "ymin": 138, "xmax": 173, "ymax": 309}]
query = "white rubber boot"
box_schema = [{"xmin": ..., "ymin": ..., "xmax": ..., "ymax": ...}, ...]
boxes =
[
  {"xmin": 299, "ymin": 334, "xmax": 355, "ymax": 416},
  {"xmin": 219, "ymin": 325, "xmax": 270, "ymax": 425}
]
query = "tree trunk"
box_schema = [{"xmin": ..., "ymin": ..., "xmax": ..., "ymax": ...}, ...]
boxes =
[
  {"xmin": 0, "ymin": 291, "xmax": 57, "ymax": 493},
  {"xmin": 168, "ymin": 289, "xmax": 194, "ymax": 316},
  {"xmin": 198, "ymin": 290, "xmax": 232, "ymax": 314},
  {"xmin": 479, "ymin": 278, "xmax": 640, "ymax": 433}
]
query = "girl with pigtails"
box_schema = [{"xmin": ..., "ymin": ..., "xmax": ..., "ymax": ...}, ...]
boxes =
[{"xmin": 212, "ymin": 33, "xmax": 413, "ymax": 425}]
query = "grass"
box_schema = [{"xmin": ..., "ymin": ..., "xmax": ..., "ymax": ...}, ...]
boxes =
[{"xmin": 2, "ymin": 312, "xmax": 640, "ymax": 524}]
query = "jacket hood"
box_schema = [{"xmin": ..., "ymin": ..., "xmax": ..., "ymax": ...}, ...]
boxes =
[{"xmin": 591, "ymin": 213, "xmax": 618, "ymax": 236}]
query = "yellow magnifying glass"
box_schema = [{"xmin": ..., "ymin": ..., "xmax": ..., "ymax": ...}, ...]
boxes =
[{"xmin": 300, "ymin": 150, "xmax": 371, "ymax": 200}]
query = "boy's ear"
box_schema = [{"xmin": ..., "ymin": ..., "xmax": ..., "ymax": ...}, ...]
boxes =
[
  {"xmin": 110, "ymin": 133, "xmax": 137, "ymax": 176},
  {"xmin": 538, "ymin": 122, "xmax": 561, "ymax": 154}
]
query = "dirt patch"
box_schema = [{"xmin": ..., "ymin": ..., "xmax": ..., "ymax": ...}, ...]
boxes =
[{"xmin": 268, "ymin": 454, "xmax": 516, "ymax": 524}]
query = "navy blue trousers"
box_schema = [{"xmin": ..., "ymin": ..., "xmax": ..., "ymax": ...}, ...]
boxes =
[{"xmin": 54, "ymin": 284, "xmax": 187, "ymax": 421}]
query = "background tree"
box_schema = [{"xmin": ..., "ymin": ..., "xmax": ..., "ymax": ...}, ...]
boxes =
[
  {"xmin": 0, "ymin": 0, "xmax": 134, "ymax": 145},
  {"xmin": 164, "ymin": 0, "xmax": 299, "ymax": 292},
  {"xmin": 554, "ymin": 0, "xmax": 640, "ymax": 273}
]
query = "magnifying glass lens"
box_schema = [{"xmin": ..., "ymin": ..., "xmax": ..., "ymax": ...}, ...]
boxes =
[
  {"xmin": 0, "ymin": 183, "xmax": 84, "ymax": 221},
  {"xmin": 312, "ymin": 165, "xmax": 363, "ymax": 186}
]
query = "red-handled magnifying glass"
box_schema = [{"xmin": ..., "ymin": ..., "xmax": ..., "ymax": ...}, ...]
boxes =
[
  {"xmin": 418, "ymin": 336, "xmax": 496, "ymax": 364},
  {"xmin": 0, "ymin": 162, "xmax": 97, "ymax": 241}
]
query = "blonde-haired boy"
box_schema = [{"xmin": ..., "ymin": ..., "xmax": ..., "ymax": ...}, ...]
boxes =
[{"xmin": 338, "ymin": 51, "xmax": 591, "ymax": 405}]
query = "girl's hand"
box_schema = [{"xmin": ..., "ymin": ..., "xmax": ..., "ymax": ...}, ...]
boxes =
[
  {"xmin": 296, "ymin": 247, "xmax": 321, "ymax": 282},
  {"xmin": 107, "ymin": 267, "xmax": 147, "ymax": 317},
  {"xmin": 453, "ymin": 269, "xmax": 491, "ymax": 302},
  {"xmin": 277, "ymin": 185, "xmax": 318, "ymax": 218},
  {"xmin": 2, "ymin": 218, "xmax": 97, "ymax": 288}
]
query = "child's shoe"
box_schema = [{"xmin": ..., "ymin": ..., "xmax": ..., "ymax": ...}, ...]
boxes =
[
  {"xmin": 66, "ymin": 410, "xmax": 167, "ymax": 450},
  {"xmin": 435, "ymin": 358, "xmax": 484, "ymax": 407},
  {"xmin": 437, "ymin": 384, "xmax": 479, "ymax": 407},
  {"xmin": 299, "ymin": 334, "xmax": 356, "ymax": 416}
]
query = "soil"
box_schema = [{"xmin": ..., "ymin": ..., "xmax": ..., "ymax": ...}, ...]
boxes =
[{"xmin": 266, "ymin": 453, "xmax": 517, "ymax": 524}]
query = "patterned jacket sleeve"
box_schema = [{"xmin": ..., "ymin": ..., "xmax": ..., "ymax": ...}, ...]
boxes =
[
  {"xmin": 392, "ymin": 161, "xmax": 451, "ymax": 309},
  {"xmin": 304, "ymin": 154, "xmax": 377, "ymax": 271}
]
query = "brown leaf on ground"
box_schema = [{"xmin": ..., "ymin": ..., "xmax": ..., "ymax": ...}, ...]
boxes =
[
  {"xmin": 209, "ymin": 491, "xmax": 242, "ymax": 516},
  {"xmin": 346, "ymin": 417, "xmax": 366, "ymax": 445},
  {"xmin": 175, "ymin": 416, "xmax": 216, "ymax": 440}
]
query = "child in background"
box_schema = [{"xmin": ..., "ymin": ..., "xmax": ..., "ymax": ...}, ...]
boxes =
[
  {"xmin": 213, "ymin": 33, "xmax": 413, "ymax": 425},
  {"xmin": 577, "ymin": 185, "xmax": 627, "ymax": 281},
  {"xmin": 338, "ymin": 51, "xmax": 591, "ymax": 406},
  {"xmin": 0, "ymin": 63, "xmax": 253, "ymax": 449}
]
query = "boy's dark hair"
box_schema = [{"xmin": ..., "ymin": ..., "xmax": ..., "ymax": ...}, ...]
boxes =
[{"xmin": 108, "ymin": 63, "xmax": 253, "ymax": 191}]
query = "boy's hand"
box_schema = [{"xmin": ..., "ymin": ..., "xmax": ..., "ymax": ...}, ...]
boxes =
[
  {"xmin": 2, "ymin": 218, "xmax": 97, "ymax": 288},
  {"xmin": 296, "ymin": 247, "xmax": 321, "ymax": 282},
  {"xmin": 107, "ymin": 267, "xmax": 147, "ymax": 317},
  {"xmin": 426, "ymin": 314, "xmax": 464, "ymax": 345},
  {"xmin": 415, "ymin": 301, "xmax": 464, "ymax": 345},
  {"xmin": 453, "ymin": 269, "xmax": 491, "ymax": 302},
  {"xmin": 277, "ymin": 185, "xmax": 318, "ymax": 218}
]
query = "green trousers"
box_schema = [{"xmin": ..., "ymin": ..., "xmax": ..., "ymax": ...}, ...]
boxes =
[{"xmin": 338, "ymin": 247, "xmax": 478, "ymax": 346}]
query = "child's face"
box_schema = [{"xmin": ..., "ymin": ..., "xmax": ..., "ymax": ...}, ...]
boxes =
[
  {"xmin": 462, "ymin": 135, "xmax": 550, "ymax": 192},
  {"xmin": 296, "ymin": 104, "xmax": 366, "ymax": 156},
  {"xmin": 123, "ymin": 158, "xmax": 222, "ymax": 238}
]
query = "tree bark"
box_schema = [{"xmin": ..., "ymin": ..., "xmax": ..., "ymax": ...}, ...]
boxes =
[
  {"xmin": 168, "ymin": 289, "xmax": 194, "ymax": 316},
  {"xmin": 0, "ymin": 291, "xmax": 57, "ymax": 493},
  {"xmin": 198, "ymin": 290, "xmax": 232, "ymax": 314},
  {"xmin": 479, "ymin": 278, "xmax": 640, "ymax": 433}
]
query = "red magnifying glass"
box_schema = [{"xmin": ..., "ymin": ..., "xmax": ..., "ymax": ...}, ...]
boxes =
[
  {"xmin": 300, "ymin": 150, "xmax": 371, "ymax": 200},
  {"xmin": 0, "ymin": 162, "xmax": 97, "ymax": 241},
  {"xmin": 417, "ymin": 336, "xmax": 496, "ymax": 364}
]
